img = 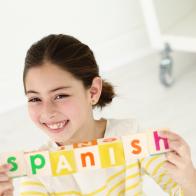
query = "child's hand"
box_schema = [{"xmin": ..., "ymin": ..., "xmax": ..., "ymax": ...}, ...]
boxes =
[
  {"xmin": 0, "ymin": 164, "xmax": 14, "ymax": 196},
  {"xmin": 160, "ymin": 130, "xmax": 196, "ymax": 195}
]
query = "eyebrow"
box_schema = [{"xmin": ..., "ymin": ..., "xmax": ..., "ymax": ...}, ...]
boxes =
[{"xmin": 26, "ymin": 86, "xmax": 71, "ymax": 95}]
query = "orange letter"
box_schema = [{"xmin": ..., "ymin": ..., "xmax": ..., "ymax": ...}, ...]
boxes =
[
  {"xmin": 131, "ymin": 140, "xmax": 142, "ymax": 154},
  {"xmin": 81, "ymin": 152, "xmax": 95, "ymax": 167}
]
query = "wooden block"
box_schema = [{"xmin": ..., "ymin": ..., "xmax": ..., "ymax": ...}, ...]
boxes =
[
  {"xmin": 147, "ymin": 130, "xmax": 170, "ymax": 155},
  {"xmin": 58, "ymin": 144, "xmax": 73, "ymax": 151},
  {"xmin": 24, "ymin": 150, "xmax": 52, "ymax": 176},
  {"xmin": 98, "ymin": 141, "xmax": 125, "ymax": 168},
  {"xmin": 97, "ymin": 137, "xmax": 120, "ymax": 144},
  {"xmin": 49, "ymin": 149, "xmax": 77, "ymax": 176},
  {"xmin": 73, "ymin": 139, "xmax": 97, "ymax": 148},
  {"xmin": 0, "ymin": 151, "xmax": 27, "ymax": 178},
  {"xmin": 122, "ymin": 133, "xmax": 149, "ymax": 162},
  {"xmin": 74, "ymin": 146, "xmax": 100, "ymax": 171}
]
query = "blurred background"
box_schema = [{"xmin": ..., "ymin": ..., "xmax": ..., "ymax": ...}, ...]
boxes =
[{"xmin": 0, "ymin": 0, "xmax": 195, "ymax": 195}]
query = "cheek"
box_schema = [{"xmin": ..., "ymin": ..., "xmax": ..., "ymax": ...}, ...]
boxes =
[
  {"xmin": 28, "ymin": 105, "xmax": 40, "ymax": 123},
  {"xmin": 58, "ymin": 101, "xmax": 80, "ymax": 117},
  {"xmin": 59, "ymin": 98, "xmax": 89, "ymax": 119}
]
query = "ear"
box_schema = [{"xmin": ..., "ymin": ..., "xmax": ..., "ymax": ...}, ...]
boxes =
[{"xmin": 89, "ymin": 77, "xmax": 102, "ymax": 105}]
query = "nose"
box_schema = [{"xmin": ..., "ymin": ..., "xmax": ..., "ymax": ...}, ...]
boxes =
[{"xmin": 41, "ymin": 101, "xmax": 57, "ymax": 121}]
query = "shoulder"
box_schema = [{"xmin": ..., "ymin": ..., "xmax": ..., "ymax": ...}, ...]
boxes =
[
  {"xmin": 24, "ymin": 140, "xmax": 58, "ymax": 153},
  {"xmin": 105, "ymin": 118, "xmax": 140, "ymax": 137},
  {"xmin": 38, "ymin": 140, "xmax": 58, "ymax": 151}
]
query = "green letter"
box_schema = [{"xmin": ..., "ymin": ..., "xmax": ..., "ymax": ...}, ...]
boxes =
[
  {"xmin": 7, "ymin": 157, "xmax": 18, "ymax": 172},
  {"xmin": 30, "ymin": 154, "xmax": 46, "ymax": 175}
]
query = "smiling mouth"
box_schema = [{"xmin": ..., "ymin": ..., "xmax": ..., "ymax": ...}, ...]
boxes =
[{"xmin": 44, "ymin": 120, "xmax": 69, "ymax": 133}]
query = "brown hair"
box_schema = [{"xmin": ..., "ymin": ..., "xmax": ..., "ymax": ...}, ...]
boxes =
[{"xmin": 23, "ymin": 34, "xmax": 116, "ymax": 109}]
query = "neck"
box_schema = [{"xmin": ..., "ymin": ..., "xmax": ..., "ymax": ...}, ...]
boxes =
[{"xmin": 56, "ymin": 118, "xmax": 107, "ymax": 146}]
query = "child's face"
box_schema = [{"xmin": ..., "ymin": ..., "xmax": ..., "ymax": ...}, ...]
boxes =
[{"xmin": 25, "ymin": 62, "xmax": 95, "ymax": 144}]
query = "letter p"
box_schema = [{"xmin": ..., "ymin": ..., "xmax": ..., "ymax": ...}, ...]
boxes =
[{"xmin": 30, "ymin": 154, "xmax": 46, "ymax": 175}]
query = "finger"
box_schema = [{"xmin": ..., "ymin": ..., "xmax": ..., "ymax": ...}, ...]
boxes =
[
  {"xmin": 0, "ymin": 165, "xmax": 11, "ymax": 173},
  {"xmin": 0, "ymin": 173, "xmax": 10, "ymax": 182},
  {"xmin": 159, "ymin": 130, "xmax": 187, "ymax": 145},
  {"xmin": 165, "ymin": 151, "xmax": 183, "ymax": 168},
  {"xmin": 169, "ymin": 140, "xmax": 190, "ymax": 159},
  {"xmin": 0, "ymin": 181, "xmax": 14, "ymax": 195},
  {"xmin": 163, "ymin": 160, "xmax": 177, "ymax": 174},
  {"xmin": 2, "ymin": 189, "xmax": 13, "ymax": 196},
  {"xmin": 159, "ymin": 130, "xmax": 181, "ymax": 140}
]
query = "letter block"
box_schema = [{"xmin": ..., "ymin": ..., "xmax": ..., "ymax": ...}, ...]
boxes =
[
  {"xmin": 0, "ymin": 151, "xmax": 27, "ymax": 178},
  {"xmin": 98, "ymin": 141, "xmax": 125, "ymax": 168},
  {"xmin": 122, "ymin": 133, "xmax": 149, "ymax": 162},
  {"xmin": 24, "ymin": 150, "xmax": 52, "ymax": 176},
  {"xmin": 49, "ymin": 149, "xmax": 77, "ymax": 176},
  {"xmin": 147, "ymin": 130, "xmax": 170, "ymax": 155},
  {"xmin": 74, "ymin": 146, "xmax": 100, "ymax": 171}
]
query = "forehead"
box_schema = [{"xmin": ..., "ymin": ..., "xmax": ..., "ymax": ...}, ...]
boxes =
[{"xmin": 25, "ymin": 63, "xmax": 83, "ymax": 92}]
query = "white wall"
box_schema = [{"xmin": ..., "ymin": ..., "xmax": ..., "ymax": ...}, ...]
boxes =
[{"xmin": 153, "ymin": 0, "xmax": 196, "ymax": 32}]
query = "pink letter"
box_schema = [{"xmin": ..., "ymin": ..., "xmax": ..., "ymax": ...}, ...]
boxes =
[{"xmin": 153, "ymin": 131, "xmax": 169, "ymax": 151}]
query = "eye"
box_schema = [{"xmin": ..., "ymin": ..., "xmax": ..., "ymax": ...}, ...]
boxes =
[
  {"xmin": 28, "ymin": 97, "xmax": 41, "ymax": 102},
  {"xmin": 55, "ymin": 94, "xmax": 69, "ymax": 99}
]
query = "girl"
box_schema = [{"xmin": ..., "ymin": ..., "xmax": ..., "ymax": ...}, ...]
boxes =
[{"xmin": 0, "ymin": 34, "xmax": 196, "ymax": 196}]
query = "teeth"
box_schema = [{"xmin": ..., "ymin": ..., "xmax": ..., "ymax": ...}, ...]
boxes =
[{"xmin": 46, "ymin": 121, "xmax": 66, "ymax": 129}]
